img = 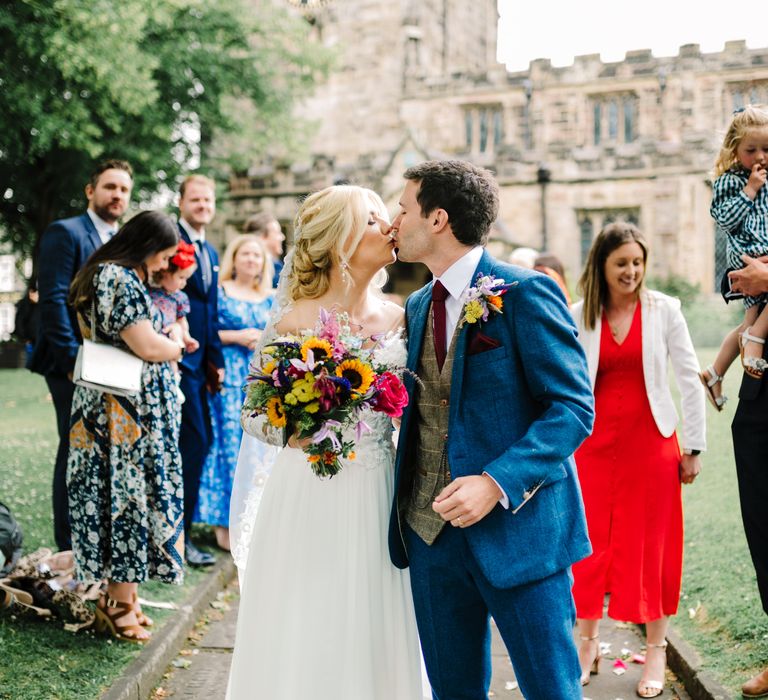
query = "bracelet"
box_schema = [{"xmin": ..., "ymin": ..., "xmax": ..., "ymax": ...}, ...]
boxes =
[{"xmin": 683, "ymin": 449, "xmax": 701, "ymax": 456}]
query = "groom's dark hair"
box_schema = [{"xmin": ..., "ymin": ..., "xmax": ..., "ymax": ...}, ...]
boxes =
[{"xmin": 403, "ymin": 160, "xmax": 499, "ymax": 246}]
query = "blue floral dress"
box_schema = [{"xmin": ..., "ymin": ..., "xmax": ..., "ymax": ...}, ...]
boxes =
[
  {"xmin": 195, "ymin": 287, "xmax": 273, "ymax": 527},
  {"xmin": 67, "ymin": 264, "xmax": 184, "ymax": 584}
]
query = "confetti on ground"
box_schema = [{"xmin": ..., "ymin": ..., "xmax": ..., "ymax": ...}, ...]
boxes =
[
  {"xmin": 504, "ymin": 680, "xmax": 518, "ymax": 690},
  {"xmin": 631, "ymin": 653, "xmax": 645, "ymax": 664},
  {"xmin": 171, "ymin": 658, "xmax": 191, "ymax": 669},
  {"xmin": 613, "ymin": 658, "xmax": 627, "ymax": 675}
]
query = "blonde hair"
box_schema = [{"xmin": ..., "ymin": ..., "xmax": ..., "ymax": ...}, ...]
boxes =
[
  {"xmin": 289, "ymin": 185, "xmax": 388, "ymax": 302},
  {"xmin": 219, "ymin": 234, "xmax": 274, "ymax": 297},
  {"xmin": 713, "ymin": 104, "xmax": 768, "ymax": 178},
  {"xmin": 179, "ymin": 173, "xmax": 216, "ymax": 198},
  {"xmin": 577, "ymin": 221, "xmax": 649, "ymax": 330}
]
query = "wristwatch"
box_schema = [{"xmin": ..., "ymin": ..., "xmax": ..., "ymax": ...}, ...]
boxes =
[{"xmin": 683, "ymin": 449, "xmax": 701, "ymax": 456}]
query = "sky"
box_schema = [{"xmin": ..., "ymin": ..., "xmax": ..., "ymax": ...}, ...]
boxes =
[{"xmin": 496, "ymin": 0, "xmax": 766, "ymax": 71}]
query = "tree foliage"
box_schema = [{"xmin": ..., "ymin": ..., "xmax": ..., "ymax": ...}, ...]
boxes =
[{"xmin": 0, "ymin": 0, "xmax": 330, "ymax": 261}]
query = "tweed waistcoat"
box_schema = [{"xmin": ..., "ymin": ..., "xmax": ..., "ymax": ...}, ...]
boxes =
[{"xmin": 404, "ymin": 306, "xmax": 458, "ymax": 545}]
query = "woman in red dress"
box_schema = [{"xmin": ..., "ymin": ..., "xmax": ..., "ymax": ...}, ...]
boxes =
[{"xmin": 570, "ymin": 222, "xmax": 706, "ymax": 698}]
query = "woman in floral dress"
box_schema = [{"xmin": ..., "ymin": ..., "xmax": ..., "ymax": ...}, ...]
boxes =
[
  {"xmin": 195, "ymin": 235, "xmax": 273, "ymax": 551},
  {"xmin": 67, "ymin": 211, "xmax": 186, "ymax": 644}
]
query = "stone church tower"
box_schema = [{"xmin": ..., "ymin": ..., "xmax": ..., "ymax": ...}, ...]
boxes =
[{"xmin": 298, "ymin": 0, "xmax": 498, "ymax": 167}]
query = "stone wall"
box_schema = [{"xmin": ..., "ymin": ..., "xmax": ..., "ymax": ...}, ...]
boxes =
[{"xmin": 223, "ymin": 2, "xmax": 768, "ymax": 294}]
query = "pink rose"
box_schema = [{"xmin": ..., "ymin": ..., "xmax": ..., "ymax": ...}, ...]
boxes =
[{"xmin": 373, "ymin": 371, "xmax": 409, "ymax": 418}]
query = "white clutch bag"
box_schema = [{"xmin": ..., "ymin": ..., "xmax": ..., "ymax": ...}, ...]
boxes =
[{"xmin": 72, "ymin": 300, "xmax": 144, "ymax": 397}]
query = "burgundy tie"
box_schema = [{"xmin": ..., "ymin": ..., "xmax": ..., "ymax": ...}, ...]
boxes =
[{"xmin": 432, "ymin": 280, "xmax": 450, "ymax": 371}]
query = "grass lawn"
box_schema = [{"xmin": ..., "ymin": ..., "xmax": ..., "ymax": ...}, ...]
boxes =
[{"xmin": 0, "ymin": 370, "xmax": 209, "ymax": 700}]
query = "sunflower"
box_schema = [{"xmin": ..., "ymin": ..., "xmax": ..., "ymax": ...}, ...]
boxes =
[
  {"xmin": 301, "ymin": 337, "xmax": 333, "ymax": 363},
  {"xmin": 265, "ymin": 397, "xmax": 287, "ymax": 428},
  {"xmin": 336, "ymin": 359, "xmax": 375, "ymax": 394}
]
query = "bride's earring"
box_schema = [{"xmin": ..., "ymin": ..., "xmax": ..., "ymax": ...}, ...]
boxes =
[{"xmin": 341, "ymin": 260, "xmax": 350, "ymax": 286}]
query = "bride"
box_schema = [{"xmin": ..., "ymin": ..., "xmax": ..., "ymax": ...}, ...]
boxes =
[{"xmin": 226, "ymin": 185, "xmax": 424, "ymax": 699}]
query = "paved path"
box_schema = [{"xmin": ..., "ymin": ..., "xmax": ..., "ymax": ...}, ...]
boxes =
[{"xmin": 151, "ymin": 580, "xmax": 689, "ymax": 700}]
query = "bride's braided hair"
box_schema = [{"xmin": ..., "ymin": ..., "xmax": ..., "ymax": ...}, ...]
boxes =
[{"xmin": 288, "ymin": 185, "xmax": 388, "ymax": 302}]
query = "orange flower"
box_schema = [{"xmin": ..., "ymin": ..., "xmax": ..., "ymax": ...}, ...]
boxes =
[
  {"xmin": 308, "ymin": 454, "xmax": 321, "ymax": 463},
  {"xmin": 323, "ymin": 452, "xmax": 336, "ymax": 465},
  {"xmin": 488, "ymin": 295, "xmax": 503, "ymax": 309},
  {"xmin": 348, "ymin": 451, "xmax": 356, "ymax": 461}
]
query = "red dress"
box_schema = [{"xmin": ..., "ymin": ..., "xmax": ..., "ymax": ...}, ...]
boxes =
[{"xmin": 571, "ymin": 305, "xmax": 683, "ymax": 623}]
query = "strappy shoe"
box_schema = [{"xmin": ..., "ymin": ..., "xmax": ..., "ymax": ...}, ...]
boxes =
[
  {"xmin": 698, "ymin": 365, "xmax": 727, "ymax": 411},
  {"xmin": 0, "ymin": 579, "xmax": 52, "ymax": 619},
  {"xmin": 94, "ymin": 594, "xmax": 151, "ymax": 644},
  {"xmin": 636, "ymin": 640, "xmax": 668, "ymax": 698},
  {"xmin": 133, "ymin": 591, "xmax": 153, "ymax": 628},
  {"xmin": 578, "ymin": 633, "xmax": 601, "ymax": 686},
  {"xmin": 740, "ymin": 328, "xmax": 768, "ymax": 379}
]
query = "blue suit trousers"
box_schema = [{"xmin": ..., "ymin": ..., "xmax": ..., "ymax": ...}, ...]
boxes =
[
  {"xmin": 404, "ymin": 523, "xmax": 582, "ymax": 700},
  {"xmin": 179, "ymin": 371, "xmax": 212, "ymax": 534}
]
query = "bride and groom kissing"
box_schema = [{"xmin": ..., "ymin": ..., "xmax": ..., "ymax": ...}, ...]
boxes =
[{"xmin": 227, "ymin": 159, "xmax": 595, "ymax": 700}]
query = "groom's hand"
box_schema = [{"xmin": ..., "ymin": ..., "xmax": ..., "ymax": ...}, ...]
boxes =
[{"xmin": 432, "ymin": 475, "xmax": 503, "ymax": 528}]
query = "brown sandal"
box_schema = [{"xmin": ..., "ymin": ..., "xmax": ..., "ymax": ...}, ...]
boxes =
[
  {"xmin": 94, "ymin": 594, "xmax": 151, "ymax": 644},
  {"xmin": 133, "ymin": 592, "xmax": 153, "ymax": 628}
]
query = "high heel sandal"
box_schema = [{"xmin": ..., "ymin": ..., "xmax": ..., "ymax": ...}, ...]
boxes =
[
  {"xmin": 94, "ymin": 594, "xmax": 151, "ymax": 644},
  {"xmin": 636, "ymin": 640, "xmax": 668, "ymax": 698},
  {"xmin": 579, "ymin": 633, "xmax": 601, "ymax": 686},
  {"xmin": 132, "ymin": 592, "xmax": 153, "ymax": 628}
]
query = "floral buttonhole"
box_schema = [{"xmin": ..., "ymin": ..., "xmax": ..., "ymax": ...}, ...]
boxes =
[{"xmin": 459, "ymin": 273, "xmax": 515, "ymax": 329}]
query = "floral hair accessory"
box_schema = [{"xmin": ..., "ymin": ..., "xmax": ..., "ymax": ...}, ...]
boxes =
[
  {"xmin": 171, "ymin": 241, "xmax": 197, "ymax": 269},
  {"xmin": 459, "ymin": 273, "xmax": 514, "ymax": 328}
]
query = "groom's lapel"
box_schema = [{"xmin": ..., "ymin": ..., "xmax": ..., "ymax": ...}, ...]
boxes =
[
  {"xmin": 406, "ymin": 286, "xmax": 432, "ymax": 373},
  {"xmin": 450, "ymin": 249, "xmax": 496, "ymax": 411}
]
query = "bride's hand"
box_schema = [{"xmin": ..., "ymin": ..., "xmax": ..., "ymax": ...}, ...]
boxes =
[{"xmin": 287, "ymin": 434, "xmax": 313, "ymax": 450}]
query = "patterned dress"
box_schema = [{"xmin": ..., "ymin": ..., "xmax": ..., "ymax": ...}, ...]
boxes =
[
  {"xmin": 195, "ymin": 288, "xmax": 273, "ymax": 527},
  {"xmin": 67, "ymin": 264, "xmax": 184, "ymax": 584},
  {"xmin": 711, "ymin": 167, "xmax": 768, "ymax": 308},
  {"xmin": 149, "ymin": 287, "xmax": 191, "ymax": 329}
]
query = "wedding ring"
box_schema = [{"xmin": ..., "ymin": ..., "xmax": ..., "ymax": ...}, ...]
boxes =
[{"xmin": 456, "ymin": 516, "xmax": 463, "ymax": 526}]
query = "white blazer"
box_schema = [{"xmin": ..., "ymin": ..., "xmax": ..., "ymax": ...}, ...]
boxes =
[{"xmin": 571, "ymin": 289, "xmax": 706, "ymax": 452}]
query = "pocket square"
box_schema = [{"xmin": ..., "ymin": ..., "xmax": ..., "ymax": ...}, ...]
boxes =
[{"xmin": 468, "ymin": 331, "xmax": 502, "ymax": 355}]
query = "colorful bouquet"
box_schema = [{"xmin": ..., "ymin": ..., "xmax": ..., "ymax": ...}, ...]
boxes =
[{"xmin": 243, "ymin": 308, "xmax": 409, "ymax": 478}]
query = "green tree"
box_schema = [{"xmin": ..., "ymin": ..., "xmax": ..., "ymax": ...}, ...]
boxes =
[{"xmin": 0, "ymin": 0, "xmax": 330, "ymax": 262}]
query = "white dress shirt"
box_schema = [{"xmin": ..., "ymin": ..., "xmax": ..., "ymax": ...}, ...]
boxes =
[
  {"xmin": 179, "ymin": 217, "xmax": 205, "ymax": 242},
  {"xmin": 433, "ymin": 245, "xmax": 509, "ymax": 508},
  {"xmin": 434, "ymin": 245, "xmax": 484, "ymax": 346},
  {"xmin": 179, "ymin": 218, "xmax": 212, "ymax": 289},
  {"xmin": 86, "ymin": 209, "xmax": 116, "ymax": 245}
]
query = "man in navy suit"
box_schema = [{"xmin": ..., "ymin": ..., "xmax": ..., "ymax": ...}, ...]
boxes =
[
  {"xmin": 388, "ymin": 160, "xmax": 594, "ymax": 699},
  {"xmin": 176, "ymin": 174, "xmax": 225, "ymax": 567},
  {"xmin": 29, "ymin": 159, "xmax": 133, "ymax": 551}
]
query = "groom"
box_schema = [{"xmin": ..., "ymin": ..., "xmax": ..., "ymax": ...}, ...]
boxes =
[{"xmin": 388, "ymin": 160, "xmax": 594, "ymax": 699}]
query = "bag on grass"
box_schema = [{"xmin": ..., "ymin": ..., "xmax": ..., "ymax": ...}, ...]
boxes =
[{"xmin": 0, "ymin": 501, "xmax": 23, "ymax": 577}]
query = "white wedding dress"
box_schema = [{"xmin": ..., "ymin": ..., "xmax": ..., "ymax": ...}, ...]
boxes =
[{"xmin": 226, "ymin": 333, "xmax": 425, "ymax": 700}]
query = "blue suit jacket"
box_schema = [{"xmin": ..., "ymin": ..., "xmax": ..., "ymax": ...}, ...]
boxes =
[
  {"xmin": 389, "ymin": 250, "xmax": 595, "ymax": 589},
  {"xmin": 28, "ymin": 213, "xmax": 102, "ymax": 377},
  {"xmin": 178, "ymin": 225, "xmax": 224, "ymax": 376}
]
